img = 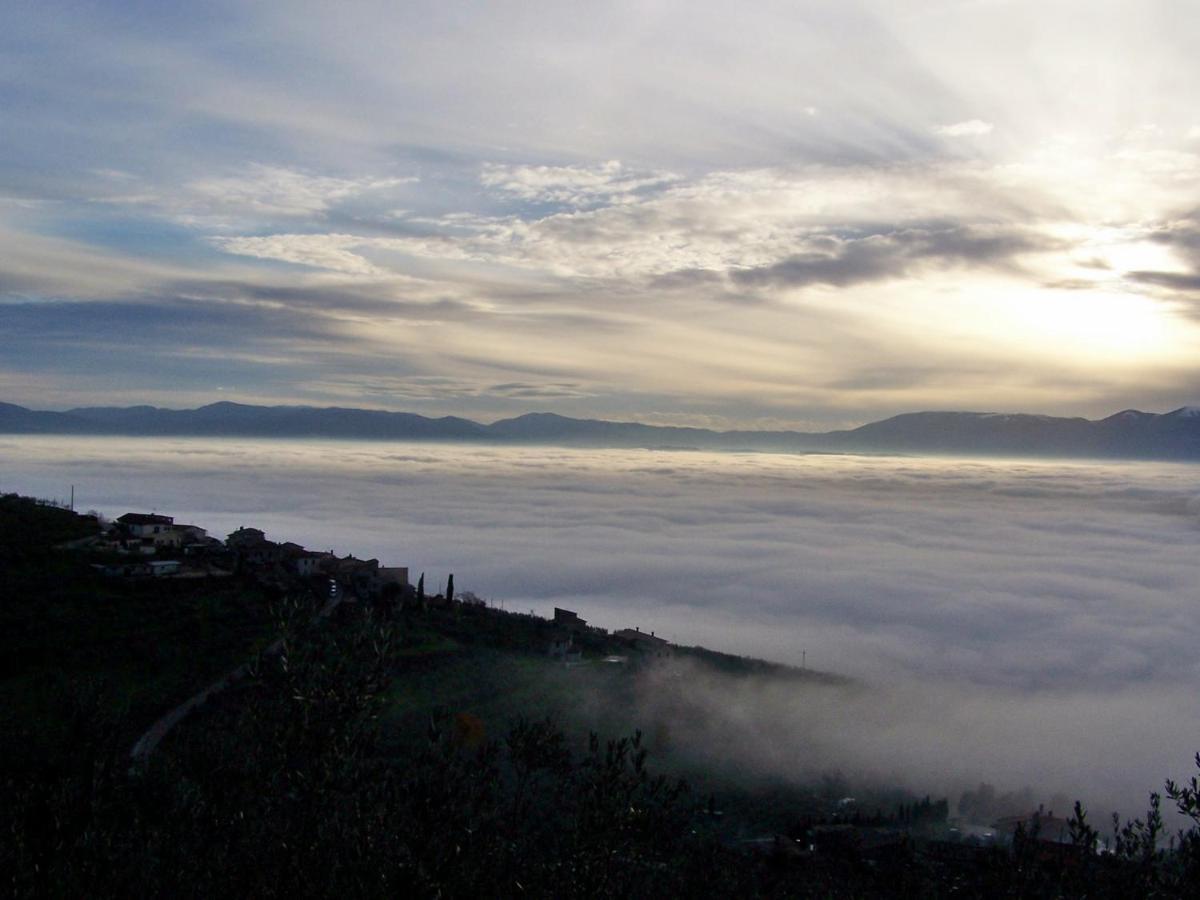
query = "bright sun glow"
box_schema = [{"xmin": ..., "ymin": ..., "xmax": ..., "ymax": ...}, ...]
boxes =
[
  {"xmin": 1066, "ymin": 225, "xmax": 1189, "ymax": 277},
  {"xmin": 1003, "ymin": 288, "xmax": 1177, "ymax": 359}
]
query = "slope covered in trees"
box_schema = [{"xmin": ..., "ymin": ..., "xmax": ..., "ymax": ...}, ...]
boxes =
[{"xmin": 3, "ymin": 497, "xmax": 1200, "ymax": 896}]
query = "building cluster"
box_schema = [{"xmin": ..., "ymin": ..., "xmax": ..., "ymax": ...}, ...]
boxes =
[
  {"xmin": 226, "ymin": 526, "xmax": 408, "ymax": 598},
  {"xmin": 548, "ymin": 607, "xmax": 673, "ymax": 664},
  {"xmin": 76, "ymin": 511, "xmax": 408, "ymax": 599},
  {"xmin": 93, "ymin": 513, "xmax": 220, "ymax": 555},
  {"xmin": 73, "ymin": 510, "xmax": 663, "ymax": 662},
  {"xmin": 73, "ymin": 513, "xmax": 224, "ymax": 579}
]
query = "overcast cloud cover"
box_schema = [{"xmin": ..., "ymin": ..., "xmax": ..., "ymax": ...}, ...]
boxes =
[
  {"xmin": 5, "ymin": 438, "xmax": 1198, "ymax": 814},
  {"xmin": 4, "ymin": 1, "xmax": 1200, "ymax": 426}
]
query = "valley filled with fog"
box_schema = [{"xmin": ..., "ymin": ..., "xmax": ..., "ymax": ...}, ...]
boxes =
[{"xmin": 5, "ymin": 436, "xmax": 1198, "ymax": 821}]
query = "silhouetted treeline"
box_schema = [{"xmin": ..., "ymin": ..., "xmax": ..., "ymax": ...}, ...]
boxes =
[{"xmin": 5, "ymin": 600, "xmax": 1200, "ymax": 898}]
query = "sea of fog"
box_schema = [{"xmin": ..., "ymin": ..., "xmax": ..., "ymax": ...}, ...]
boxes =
[{"xmin": 4, "ymin": 436, "xmax": 1199, "ymax": 820}]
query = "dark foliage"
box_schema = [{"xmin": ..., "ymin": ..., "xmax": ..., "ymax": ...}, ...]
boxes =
[
  {"xmin": 4, "ymin": 496, "xmax": 1200, "ymax": 896},
  {"xmin": 5, "ymin": 598, "xmax": 1200, "ymax": 898}
]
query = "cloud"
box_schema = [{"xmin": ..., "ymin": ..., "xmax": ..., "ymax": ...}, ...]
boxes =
[
  {"xmin": 212, "ymin": 164, "xmax": 1059, "ymax": 284},
  {"xmin": 299, "ymin": 375, "xmax": 598, "ymax": 405},
  {"xmin": 1145, "ymin": 216, "xmax": 1200, "ymax": 264},
  {"xmin": 0, "ymin": 296, "xmax": 344, "ymax": 359},
  {"xmin": 7, "ymin": 440, "xmax": 1200, "ymax": 818},
  {"xmin": 6, "ymin": 0, "xmax": 1200, "ymax": 422},
  {"xmin": 0, "ymin": 224, "xmax": 193, "ymax": 299},
  {"xmin": 729, "ymin": 225, "xmax": 1051, "ymax": 289},
  {"xmin": 181, "ymin": 166, "xmax": 416, "ymax": 219},
  {"xmin": 480, "ymin": 160, "xmax": 677, "ymax": 206},
  {"xmin": 96, "ymin": 165, "xmax": 419, "ymax": 230},
  {"xmin": 823, "ymin": 364, "xmax": 983, "ymax": 391},
  {"xmin": 935, "ymin": 119, "xmax": 994, "ymax": 137},
  {"xmin": 1126, "ymin": 270, "xmax": 1200, "ymax": 292},
  {"xmin": 1125, "ymin": 215, "xmax": 1200, "ymax": 303},
  {"xmin": 486, "ymin": 381, "xmax": 595, "ymax": 400},
  {"xmin": 211, "ymin": 233, "xmax": 390, "ymax": 275}
]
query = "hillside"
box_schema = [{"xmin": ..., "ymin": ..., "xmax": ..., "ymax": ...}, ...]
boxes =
[
  {"xmin": 0, "ymin": 495, "xmax": 279, "ymax": 765},
  {"xmin": 4, "ymin": 400, "xmax": 1200, "ymax": 460},
  {"xmin": 4, "ymin": 496, "xmax": 1199, "ymax": 896}
]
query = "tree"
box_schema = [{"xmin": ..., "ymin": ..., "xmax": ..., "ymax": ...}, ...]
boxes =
[{"xmin": 1166, "ymin": 753, "xmax": 1200, "ymax": 827}]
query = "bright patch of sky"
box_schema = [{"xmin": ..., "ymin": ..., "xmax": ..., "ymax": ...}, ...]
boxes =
[{"xmin": 3, "ymin": 0, "xmax": 1200, "ymax": 425}]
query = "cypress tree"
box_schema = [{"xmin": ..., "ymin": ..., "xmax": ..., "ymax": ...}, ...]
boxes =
[{"xmin": 446, "ymin": 573, "xmax": 454, "ymax": 603}]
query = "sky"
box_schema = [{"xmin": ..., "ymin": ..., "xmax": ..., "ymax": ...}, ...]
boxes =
[{"xmin": 4, "ymin": 0, "xmax": 1200, "ymax": 428}]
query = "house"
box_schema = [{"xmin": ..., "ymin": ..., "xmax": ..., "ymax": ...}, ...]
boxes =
[
  {"xmin": 93, "ymin": 561, "xmax": 152, "ymax": 578},
  {"xmin": 226, "ymin": 527, "xmax": 287, "ymax": 567},
  {"xmin": 547, "ymin": 633, "xmax": 582, "ymax": 663},
  {"xmin": 175, "ymin": 523, "xmax": 208, "ymax": 542},
  {"xmin": 154, "ymin": 530, "xmax": 183, "ymax": 548},
  {"xmin": 116, "ymin": 512, "xmax": 184, "ymax": 547},
  {"xmin": 181, "ymin": 533, "xmax": 224, "ymax": 557},
  {"xmin": 290, "ymin": 550, "xmax": 333, "ymax": 577},
  {"xmin": 226, "ymin": 527, "xmax": 266, "ymax": 547},
  {"xmin": 554, "ymin": 607, "xmax": 588, "ymax": 632},
  {"xmin": 331, "ymin": 556, "xmax": 380, "ymax": 598},
  {"xmin": 279, "ymin": 541, "xmax": 305, "ymax": 558},
  {"xmin": 374, "ymin": 566, "xmax": 409, "ymax": 596},
  {"xmin": 147, "ymin": 560, "xmax": 182, "ymax": 578},
  {"xmin": 94, "ymin": 559, "xmax": 188, "ymax": 579},
  {"xmin": 55, "ymin": 533, "xmax": 107, "ymax": 551},
  {"xmin": 243, "ymin": 540, "xmax": 285, "ymax": 567},
  {"xmin": 117, "ymin": 513, "xmax": 174, "ymax": 538},
  {"xmin": 614, "ymin": 627, "xmax": 673, "ymax": 658}
]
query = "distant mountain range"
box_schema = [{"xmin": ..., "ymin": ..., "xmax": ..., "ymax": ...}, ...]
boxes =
[{"xmin": 3, "ymin": 400, "xmax": 1200, "ymax": 460}]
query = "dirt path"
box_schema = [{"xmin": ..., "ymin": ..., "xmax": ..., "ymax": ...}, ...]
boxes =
[{"xmin": 129, "ymin": 586, "xmax": 345, "ymax": 764}]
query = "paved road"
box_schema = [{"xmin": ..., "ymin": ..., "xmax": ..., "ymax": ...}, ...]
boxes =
[{"xmin": 129, "ymin": 582, "xmax": 346, "ymax": 764}]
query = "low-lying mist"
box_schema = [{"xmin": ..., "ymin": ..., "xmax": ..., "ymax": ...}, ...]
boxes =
[
  {"xmin": 623, "ymin": 658, "xmax": 1197, "ymax": 827},
  {"xmin": 5, "ymin": 435, "xmax": 1199, "ymax": 823}
]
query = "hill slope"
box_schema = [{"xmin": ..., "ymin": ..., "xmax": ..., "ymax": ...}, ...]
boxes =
[{"xmin": 3, "ymin": 401, "xmax": 1200, "ymax": 459}]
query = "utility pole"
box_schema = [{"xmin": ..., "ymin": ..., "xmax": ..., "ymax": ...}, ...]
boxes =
[
  {"xmin": 802, "ymin": 650, "xmax": 806, "ymax": 670},
  {"xmin": 70, "ymin": 485, "xmax": 74, "ymax": 512}
]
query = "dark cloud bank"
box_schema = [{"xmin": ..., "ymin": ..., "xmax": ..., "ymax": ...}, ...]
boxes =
[
  {"xmin": 729, "ymin": 224, "xmax": 1051, "ymax": 289},
  {"xmin": 6, "ymin": 437, "xmax": 1198, "ymax": 820}
]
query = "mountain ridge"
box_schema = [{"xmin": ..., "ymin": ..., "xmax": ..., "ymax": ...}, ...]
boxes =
[{"xmin": 3, "ymin": 401, "xmax": 1199, "ymax": 460}]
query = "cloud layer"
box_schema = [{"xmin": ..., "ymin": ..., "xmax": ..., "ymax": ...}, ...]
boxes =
[
  {"xmin": 7, "ymin": 437, "xmax": 1199, "ymax": 815},
  {"xmin": 4, "ymin": 1, "xmax": 1200, "ymax": 422}
]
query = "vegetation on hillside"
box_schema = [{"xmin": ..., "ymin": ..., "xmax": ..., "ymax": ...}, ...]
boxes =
[
  {"xmin": 3, "ymin": 495, "xmax": 1200, "ymax": 896},
  {"xmin": 1, "ymin": 494, "xmax": 277, "ymax": 770}
]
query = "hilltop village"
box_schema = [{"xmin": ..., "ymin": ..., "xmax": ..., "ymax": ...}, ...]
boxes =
[
  {"xmin": 68, "ymin": 512, "xmax": 407, "ymax": 597},
  {"xmin": 45, "ymin": 504, "xmax": 677, "ymax": 665}
]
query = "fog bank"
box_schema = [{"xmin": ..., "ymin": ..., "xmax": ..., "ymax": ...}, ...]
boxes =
[{"xmin": 5, "ymin": 436, "xmax": 1198, "ymax": 817}]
